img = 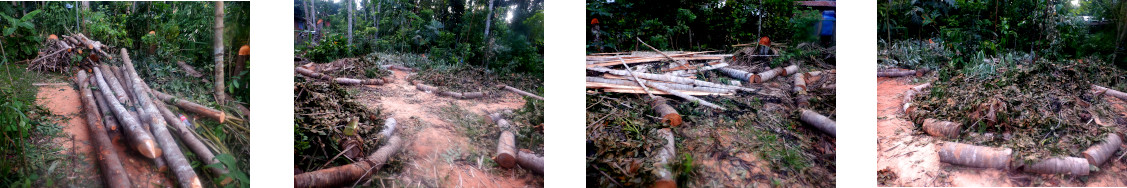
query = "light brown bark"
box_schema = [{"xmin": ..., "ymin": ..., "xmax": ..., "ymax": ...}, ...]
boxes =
[
  {"xmin": 650, "ymin": 97, "xmax": 681, "ymax": 127},
  {"xmin": 922, "ymin": 119, "xmax": 961, "ymax": 138},
  {"xmin": 1024, "ymin": 157, "xmax": 1090, "ymax": 175},
  {"xmin": 1082, "ymin": 133, "xmax": 1122, "ymax": 166},
  {"xmin": 153, "ymin": 92, "xmax": 231, "ymax": 184},
  {"xmin": 121, "ymin": 49, "xmax": 202, "ymax": 188},
  {"xmin": 498, "ymin": 84, "xmax": 543, "ymax": 100},
  {"xmin": 294, "ymin": 136, "xmax": 403, "ymax": 188},
  {"xmin": 151, "ymin": 90, "xmax": 227, "ymax": 124},
  {"xmin": 653, "ymin": 128, "xmax": 675, "ymax": 188},
  {"xmin": 516, "ymin": 149, "xmax": 543, "ymax": 174},
  {"xmin": 938, "ymin": 142, "xmax": 1011, "ymax": 169},
  {"xmin": 799, "ymin": 109, "xmax": 835, "ymax": 137},
  {"xmin": 90, "ymin": 80, "xmax": 118, "ymax": 131},
  {"xmin": 91, "ymin": 66, "xmax": 160, "ymax": 159},
  {"xmin": 902, "ymin": 83, "xmax": 932, "ymax": 114},
  {"xmin": 96, "ymin": 64, "xmax": 131, "ymax": 106},
  {"xmin": 494, "ymin": 118, "xmax": 517, "ymax": 168},
  {"xmin": 213, "ymin": 1, "xmax": 227, "ymax": 105},
  {"xmin": 76, "ymin": 71, "xmax": 131, "ymax": 188}
]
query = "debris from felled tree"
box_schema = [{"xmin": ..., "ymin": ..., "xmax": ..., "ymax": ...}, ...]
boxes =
[
  {"xmin": 151, "ymin": 90, "xmax": 230, "ymax": 124},
  {"xmin": 902, "ymin": 83, "xmax": 931, "ymax": 115},
  {"xmin": 586, "ymin": 77, "xmax": 735, "ymax": 95},
  {"xmin": 799, "ymin": 109, "xmax": 835, "ymax": 137},
  {"xmin": 653, "ymin": 128, "xmax": 676, "ymax": 188},
  {"xmin": 938, "ymin": 142, "xmax": 1011, "ymax": 169},
  {"xmin": 1093, "ymin": 85, "xmax": 1127, "ymax": 101},
  {"xmin": 588, "ymin": 67, "xmax": 751, "ymax": 92},
  {"xmin": 295, "ymin": 66, "xmax": 387, "ymax": 85},
  {"xmin": 877, "ymin": 69, "xmax": 928, "ymax": 77},
  {"xmin": 498, "ymin": 84, "xmax": 543, "ymax": 100},
  {"xmin": 75, "ymin": 70, "xmax": 131, "ymax": 188},
  {"xmin": 650, "ymin": 97, "xmax": 681, "ymax": 127},
  {"xmin": 176, "ymin": 61, "xmax": 205, "ymax": 79},
  {"xmin": 152, "ymin": 90, "xmax": 232, "ymax": 184},
  {"xmin": 922, "ymin": 119, "xmax": 960, "ymax": 138},
  {"xmin": 1023, "ymin": 157, "xmax": 1090, "ymax": 175},
  {"xmin": 516, "ymin": 149, "xmax": 543, "ymax": 174},
  {"xmin": 1083, "ymin": 133, "xmax": 1122, "ymax": 166},
  {"xmin": 639, "ymin": 78, "xmax": 726, "ymax": 110},
  {"xmin": 293, "ymin": 136, "xmax": 403, "ymax": 188}
]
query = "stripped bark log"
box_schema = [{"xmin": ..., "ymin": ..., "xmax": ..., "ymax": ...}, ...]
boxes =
[
  {"xmin": 588, "ymin": 67, "xmax": 751, "ymax": 91},
  {"xmin": 1082, "ymin": 133, "xmax": 1122, "ymax": 166},
  {"xmin": 586, "ymin": 77, "xmax": 735, "ymax": 94},
  {"xmin": 379, "ymin": 118, "xmax": 397, "ymax": 138},
  {"xmin": 90, "ymin": 81, "xmax": 118, "ymax": 131},
  {"xmin": 498, "ymin": 84, "xmax": 543, "ymax": 100},
  {"xmin": 1093, "ymin": 85, "xmax": 1127, "ymax": 101},
  {"xmin": 938, "ymin": 142, "xmax": 1011, "ymax": 169},
  {"xmin": 641, "ymin": 79, "xmax": 726, "ymax": 110},
  {"xmin": 96, "ymin": 64, "xmax": 131, "ymax": 106},
  {"xmin": 460, "ymin": 92, "xmax": 485, "ymax": 99},
  {"xmin": 717, "ymin": 67, "xmax": 753, "ymax": 82},
  {"xmin": 121, "ymin": 49, "xmax": 202, "ymax": 188},
  {"xmin": 599, "ymin": 88, "xmax": 734, "ymax": 96},
  {"xmin": 1024, "ymin": 157, "xmax": 1090, "ymax": 175},
  {"xmin": 753, "ymin": 67, "xmax": 783, "ymax": 83},
  {"xmin": 91, "ymin": 66, "xmax": 160, "ymax": 159},
  {"xmin": 780, "ymin": 64, "xmax": 799, "ymax": 76},
  {"xmin": 922, "ymin": 119, "xmax": 961, "ymax": 138},
  {"xmin": 75, "ymin": 71, "xmax": 131, "ymax": 188},
  {"xmin": 877, "ymin": 69, "xmax": 926, "ymax": 77},
  {"xmin": 653, "ymin": 128, "xmax": 675, "ymax": 188},
  {"xmin": 650, "ymin": 97, "xmax": 681, "ymax": 127},
  {"xmin": 902, "ymin": 83, "xmax": 932, "ymax": 114},
  {"xmin": 151, "ymin": 90, "xmax": 227, "ymax": 123},
  {"xmin": 495, "ymin": 118, "xmax": 517, "ymax": 168},
  {"xmin": 293, "ymin": 136, "xmax": 403, "ymax": 188},
  {"xmin": 153, "ymin": 92, "xmax": 231, "ymax": 184},
  {"xmin": 516, "ymin": 149, "xmax": 543, "ymax": 174},
  {"xmin": 799, "ymin": 109, "xmax": 835, "ymax": 137}
]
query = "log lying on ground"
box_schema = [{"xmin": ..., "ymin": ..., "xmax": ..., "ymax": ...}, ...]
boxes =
[
  {"xmin": 877, "ymin": 69, "xmax": 927, "ymax": 77},
  {"xmin": 799, "ymin": 109, "xmax": 835, "ymax": 137},
  {"xmin": 413, "ymin": 82, "xmax": 486, "ymax": 99},
  {"xmin": 295, "ymin": 66, "xmax": 386, "ymax": 85},
  {"xmin": 498, "ymin": 84, "xmax": 543, "ymax": 100},
  {"xmin": 153, "ymin": 91, "xmax": 231, "ymax": 183},
  {"xmin": 586, "ymin": 77, "xmax": 735, "ymax": 95},
  {"xmin": 1092, "ymin": 85, "xmax": 1127, "ymax": 101},
  {"xmin": 294, "ymin": 136, "xmax": 403, "ymax": 188},
  {"xmin": 379, "ymin": 118, "xmax": 397, "ymax": 138},
  {"xmin": 588, "ymin": 67, "xmax": 750, "ymax": 91},
  {"xmin": 650, "ymin": 97, "xmax": 682, "ymax": 127},
  {"xmin": 902, "ymin": 83, "xmax": 932, "ymax": 114},
  {"xmin": 717, "ymin": 67, "xmax": 754, "ymax": 82},
  {"xmin": 754, "ymin": 67, "xmax": 783, "ymax": 83},
  {"xmin": 90, "ymin": 83, "xmax": 119, "ymax": 131},
  {"xmin": 96, "ymin": 64, "xmax": 132, "ymax": 106},
  {"xmin": 1023, "ymin": 157, "xmax": 1090, "ymax": 175},
  {"xmin": 803, "ymin": 70, "xmax": 835, "ymax": 86},
  {"xmin": 922, "ymin": 119, "xmax": 961, "ymax": 138},
  {"xmin": 495, "ymin": 118, "xmax": 517, "ymax": 168},
  {"xmin": 1082, "ymin": 133, "xmax": 1122, "ymax": 166},
  {"xmin": 176, "ymin": 61, "xmax": 205, "ymax": 78},
  {"xmin": 794, "ymin": 74, "xmax": 810, "ymax": 107},
  {"xmin": 379, "ymin": 64, "xmax": 416, "ymax": 72},
  {"xmin": 151, "ymin": 90, "xmax": 227, "ymax": 123},
  {"xmin": 938, "ymin": 142, "xmax": 1011, "ymax": 169},
  {"xmin": 516, "ymin": 149, "xmax": 544, "ymax": 174},
  {"xmin": 641, "ymin": 79, "xmax": 726, "ymax": 110},
  {"xmin": 75, "ymin": 71, "xmax": 131, "ymax": 188},
  {"xmin": 120, "ymin": 49, "xmax": 202, "ymax": 188},
  {"xmin": 91, "ymin": 66, "xmax": 160, "ymax": 159},
  {"xmin": 653, "ymin": 128, "xmax": 676, "ymax": 188}
]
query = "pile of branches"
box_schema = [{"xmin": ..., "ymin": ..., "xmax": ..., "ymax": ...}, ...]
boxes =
[
  {"xmin": 293, "ymin": 80, "xmax": 388, "ymax": 168},
  {"xmin": 74, "ymin": 48, "xmax": 238, "ymax": 187},
  {"xmin": 29, "ymin": 33, "xmax": 113, "ymax": 72}
]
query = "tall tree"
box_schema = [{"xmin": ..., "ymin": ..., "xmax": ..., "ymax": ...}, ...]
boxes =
[
  {"xmin": 372, "ymin": 0, "xmax": 382, "ymax": 51},
  {"xmin": 482, "ymin": 0, "xmax": 495, "ymax": 64},
  {"xmin": 347, "ymin": 0, "xmax": 353, "ymax": 50},
  {"xmin": 213, "ymin": 1, "xmax": 227, "ymax": 105}
]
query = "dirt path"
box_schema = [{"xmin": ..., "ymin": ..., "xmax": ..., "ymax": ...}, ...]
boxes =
[
  {"xmin": 876, "ymin": 77, "xmax": 1127, "ymax": 186},
  {"xmin": 36, "ymin": 83, "xmax": 171, "ymax": 187},
  {"xmin": 351, "ymin": 70, "xmax": 538, "ymax": 187}
]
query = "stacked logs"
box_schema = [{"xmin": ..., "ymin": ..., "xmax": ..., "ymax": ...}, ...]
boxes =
[
  {"xmin": 76, "ymin": 48, "xmax": 236, "ymax": 187},
  {"xmin": 30, "ymin": 33, "xmax": 114, "ymax": 72}
]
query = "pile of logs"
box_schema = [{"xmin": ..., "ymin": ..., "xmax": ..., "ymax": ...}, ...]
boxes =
[
  {"xmin": 29, "ymin": 33, "xmax": 113, "ymax": 72},
  {"xmin": 75, "ymin": 49, "xmax": 234, "ymax": 187}
]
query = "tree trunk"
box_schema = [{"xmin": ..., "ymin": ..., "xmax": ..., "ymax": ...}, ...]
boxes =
[
  {"xmin": 90, "ymin": 79, "xmax": 118, "ymax": 132},
  {"xmin": 588, "ymin": 67, "xmax": 748, "ymax": 91},
  {"xmin": 650, "ymin": 97, "xmax": 681, "ymax": 127},
  {"xmin": 717, "ymin": 67, "xmax": 753, "ymax": 82},
  {"xmin": 415, "ymin": 82, "xmax": 438, "ymax": 92},
  {"xmin": 498, "ymin": 84, "xmax": 543, "ymax": 100},
  {"xmin": 347, "ymin": 0, "xmax": 353, "ymax": 49},
  {"xmin": 794, "ymin": 73, "xmax": 809, "ymax": 107},
  {"xmin": 372, "ymin": 0, "xmax": 382, "ymax": 51},
  {"xmin": 653, "ymin": 128, "xmax": 675, "ymax": 188},
  {"xmin": 1093, "ymin": 85, "xmax": 1127, "ymax": 101},
  {"xmin": 640, "ymin": 78, "xmax": 725, "ymax": 110},
  {"xmin": 121, "ymin": 49, "xmax": 202, "ymax": 188},
  {"xmin": 91, "ymin": 66, "xmax": 160, "ymax": 159},
  {"xmin": 877, "ymin": 69, "xmax": 925, "ymax": 77},
  {"xmin": 75, "ymin": 70, "xmax": 131, "ymax": 188},
  {"xmin": 1024, "ymin": 157, "xmax": 1090, "ymax": 175},
  {"xmin": 96, "ymin": 64, "xmax": 131, "ymax": 106},
  {"xmin": 151, "ymin": 90, "xmax": 228, "ymax": 123},
  {"xmin": 153, "ymin": 92, "xmax": 232, "ymax": 184},
  {"xmin": 379, "ymin": 118, "xmax": 397, "ymax": 138},
  {"xmin": 494, "ymin": 118, "xmax": 517, "ymax": 168},
  {"xmin": 294, "ymin": 136, "xmax": 403, "ymax": 188},
  {"xmin": 922, "ymin": 118, "xmax": 960, "ymax": 138},
  {"xmin": 176, "ymin": 61, "xmax": 204, "ymax": 79},
  {"xmin": 1082, "ymin": 133, "xmax": 1122, "ymax": 166},
  {"xmin": 753, "ymin": 67, "xmax": 783, "ymax": 83},
  {"xmin": 484, "ymin": 0, "xmax": 494, "ymax": 41},
  {"xmin": 295, "ymin": 67, "xmax": 386, "ymax": 85},
  {"xmin": 517, "ymin": 149, "xmax": 543, "ymax": 174},
  {"xmin": 938, "ymin": 142, "xmax": 1011, "ymax": 169},
  {"xmin": 213, "ymin": 1, "xmax": 227, "ymax": 105},
  {"xmin": 587, "ymin": 77, "xmax": 734, "ymax": 94},
  {"xmin": 902, "ymin": 83, "xmax": 931, "ymax": 114},
  {"xmin": 799, "ymin": 109, "xmax": 835, "ymax": 137}
]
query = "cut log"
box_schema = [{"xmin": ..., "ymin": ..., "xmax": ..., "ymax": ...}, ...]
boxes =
[
  {"xmin": 294, "ymin": 136, "xmax": 403, "ymax": 188},
  {"xmin": 295, "ymin": 66, "xmax": 385, "ymax": 85},
  {"xmin": 650, "ymin": 97, "xmax": 682, "ymax": 127},
  {"xmin": 110, "ymin": 66, "xmax": 133, "ymax": 100},
  {"xmin": 151, "ymin": 90, "xmax": 227, "ymax": 123},
  {"xmin": 938, "ymin": 142, "xmax": 1011, "ymax": 169},
  {"xmin": 717, "ymin": 67, "xmax": 753, "ymax": 82},
  {"xmin": 495, "ymin": 118, "xmax": 517, "ymax": 168},
  {"xmin": 379, "ymin": 118, "xmax": 397, "ymax": 138},
  {"xmin": 438, "ymin": 91, "xmax": 463, "ymax": 98},
  {"xmin": 799, "ymin": 109, "xmax": 835, "ymax": 137},
  {"xmin": 121, "ymin": 49, "xmax": 202, "ymax": 188},
  {"xmin": 922, "ymin": 119, "xmax": 961, "ymax": 138},
  {"xmin": 902, "ymin": 83, "xmax": 932, "ymax": 114},
  {"xmin": 153, "ymin": 91, "xmax": 231, "ymax": 184},
  {"xmin": 780, "ymin": 64, "xmax": 799, "ymax": 76},
  {"xmin": 1093, "ymin": 85, "xmax": 1127, "ymax": 101},
  {"xmin": 415, "ymin": 82, "xmax": 439, "ymax": 92},
  {"xmin": 91, "ymin": 66, "xmax": 160, "ymax": 159},
  {"xmin": 498, "ymin": 84, "xmax": 543, "ymax": 100},
  {"xmin": 96, "ymin": 64, "xmax": 131, "ymax": 106},
  {"xmin": 794, "ymin": 74, "xmax": 809, "ymax": 107},
  {"xmin": 588, "ymin": 67, "xmax": 750, "ymax": 91},
  {"xmin": 641, "ymin": 79, "xmax": 726, "ymax": 110},
  {"xmin": 752, "ymin": 67, "xmax": 783, "ymax": 83},
  {"xmin": 516, "ymin": 149, "xmax": 543, "ymax": 174},
  {"xmin": 90, "ymin": 80, "xmax": 118, "ymax": 131},
  {"xmin": 586, "ymin": 77, "xmax": 735, "ymax": 94},
  {"xmin": 176, "ymin": 61, "xmax": 204, "ymax": 78},
  {"xmin": 1024, "ymin": 157, "xmax": 1090, "ymax": 175},
  {"xmin": 877, "ymin": 69, "xmax": 926, "ymax": 77},
  {"xmin": 653, "ymin": 128, "xmax": 675, "ymax": 187},
  {"xmin": 460, "ymin": 92, "xmax": 486, "ymax": 99},
  {"xmin": 75, "ymin": 71, "xmax": 131, "ymax": 188},
  {"xmin": 1082, "ymin": 133, "xmax": 1122, "ymax": 166}
]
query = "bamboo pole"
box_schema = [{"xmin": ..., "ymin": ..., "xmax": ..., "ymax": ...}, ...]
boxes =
[
  {"xmin": 75, "ymin": 70, "xmax": 131, "ymax": 188},
  {"xmin": 91, "ymin": 66, "xmax": 160, "ymax": 159},
  {"xmin": 121, "ymin": 49, "xmax": 202, "ymax": 188}
]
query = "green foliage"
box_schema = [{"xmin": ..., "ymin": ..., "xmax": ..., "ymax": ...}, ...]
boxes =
[
  {"xmin": 306, "ymin": 34, "xmax": 351, "ymax": 63},
  {"xmin": 0, "ymin": 9, "xmax": 41, "ymax": 61},
  {"xmin": 210, "ymin": 154, "xmax": 249, "ymax": 188}
]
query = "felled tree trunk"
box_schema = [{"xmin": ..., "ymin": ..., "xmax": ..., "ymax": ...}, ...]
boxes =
[
  {"xmin": 516, "ymin": 149, "xmax": 543, "ymax": 174},
  {"xmin": 902, "ymin": 83, "xmax": 931, "ymax": 114},
  {"xmin": 639, "ymin": 79, "xmax": 726, "ymax": 110},
  {"xmin": 1083, "ymin": 133, "xmax": 1122, "ymax": 166},
  {"xmin": 294, "ymin": 136, "xmax": 403, "ymax": 188},
  {"xmin": 753, "ymin": 67, "xmax": 783, "ymax": 83},
  {"xmin": 799, "ymin": 109, "xmax": 835, "ymax": 137},
  {"xmin": 495, "ymin": 118, "xmax": 517, "ymax": 168},
  {"xmin": 1023, "ymin": 157, "xmax": 1090, "ymax": 175},
  {"xmin": 877, "ymin": 69, "xmax": 926, "ymax": 77},
  {"xmin": 922, "ymin": 119, "xmax": 960, "ymax": 138},
  {"xmin": 151, "ymin": 90, "xmax": 227, "ymax": 123},
  {"xmin": 121, "ymin": 49, "xmax": 202, "ymax": 188},
  {"xmin": 91, "ymin": 66, "xmax": 160, "ymax": 159},
  {"xmin": 498, "ymin": 84, "xmax": 543, "ymax": 100},
  {"xmin": 794, "ymin": 74, "xmax": 809, "ymax": 107},
  {"xmin": 96, "ymin": 64, "xmax": 131, "ymax": 106},
  {"xmin": 75, "ymin": 71, "xmax": 131, "ymax": 188},
  {"xmin": 588, "ymin": 67, "xmax": 748, "ymax": 91},
  {"xmin": 650, "ymin": 97, "xmax": 681, "ymax": 127},
  {"xmin": 90, "ymin": 83, "xmax": 118, "ymax": 131},
  {"xmin": 295, "ymin": 67, "xmax": 386, "ymax": 85},
  {"xmin": 938, "ymin": 142, "xmax": 1011, "ymax": 169},
  {"xmin": 653, "ymin": 128, "xmax": 675, "ymax": 188},
  {"xmin": 717, "ymin": 67, "xmax": 753, "ymax": 82},
  {"xmin": 176, "ymin": 61, "xmax": 204, "ymax": 78},
  {"xmin": 587, "ymin": 77, "xmax": 734, "ymax": 94},
  {"xmin": 1093, "ymin": 85, "xmax": 1127, "ymax": 101},
  {"xmin": 153, "ymin": 92, "xmax": 231, "ymax": 184}
]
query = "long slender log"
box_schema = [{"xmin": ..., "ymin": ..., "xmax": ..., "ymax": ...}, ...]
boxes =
[
  {"xmin": 295, "ymin": 66, "xmax": 385, "ymax": 85},
  {"xmin": 877, "ymin": 69, "xmax": 924, "ymax": 77},
  {"xmin": 922, "ymin": 119, "xmax": 961, "ymax": 138},
  {"xmin": 588, "ymin": 67, "xmax": 751, "ymax": 91},
  {"xmin": 938, "ymin": 142, "xmax": 1011, "ymax": 169},
  {"xmin": 96, "ymin": 64, "xmax": 131, "ymax": 106},
  {"xmin": 90, "ymin": 80, "xmax": 118, "ymax": 131},
  {"xmin": 294, "ymin": 136, "xmax": 403, "ymax": 188},
  {"xmin": 415, "ymin": 82, "xmax": 439, "ymax": 92},
  {"xmin": 599, "ymin": 88, "xmax": 733, "ymax": 96},
  {"xmin": 902, "ymin": 83, "xmax": 932, "ymax": 114},
  {"xmin": 91, "ymin": 66, "xmax": 160, "ymax": 158},
  {"xmin": 152, "ymin": 90, "xmax": 227, "ymax": 123},
  {"xmin": 717, "ymin": 67, "xmax": 754, "ymax": 82},
  {"xmin": 1093, "ymin": 85, "xmax": 1127, "ymax": 101},
  {"xmin": 516, "ymin": 149, "xmax": 543, "ymax": 174},
  {"xmin": 75, "ymin": 71, "xmax": 131, "ymax": 188},
  {"xmin": 495, "ymin": 118, "xmax": 517, "ymax": 168},
  {"xmin": 653, "ymin": 128, "xmax": 675, "ymax": 187},
  {"xmin": 799, "ymin": 109, "xmax": 835, "ymax": 137},
  {"xmin": 650, "ymin": 97, "xmax": 682, "ymax": 127},
  {"xmin": 110, "ymin": 66, "xmax": 133, "ymax": 100},
  {"xmin": 1023, "ymin": 157, "xmax": 1090, "ymax": 175},
  {"xmin": 498, "ymin": 84, "xmax": 543, "ymax": 100},
  {"xmin": 1083, "ymin": 133, "xmax": 1122, "ymax": 166},
  {"xmin": 153, "ymin": 91, "xmax": 231, "ymax": 183},
  {"xmin": 121, "ymin": 49, "xmax": 202, "ymax": 188},
  {"xmin": 176, "ymin": 61, "xmax": 204, "ymax": 78},
  {"xmin": 586, "ymin": 77, "xmax": 735, "ymax": 94},
  {"xmin": 641, "ymin": 79, "xmax": 726, "ymax": 110}
]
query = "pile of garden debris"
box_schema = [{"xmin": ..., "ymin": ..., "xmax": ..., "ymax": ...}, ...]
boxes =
[
  {"xmin": 28, "ymin": 33, "xmax": 113, "ymax": 72},
  {"xmin": 586, "ymin": 41, "xmax": 836, "ymax": 187}
]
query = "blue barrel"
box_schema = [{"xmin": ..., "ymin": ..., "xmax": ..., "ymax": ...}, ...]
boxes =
[{"xmin": 820, "ymin": 10, "xmax": 835, "ymax": 36}]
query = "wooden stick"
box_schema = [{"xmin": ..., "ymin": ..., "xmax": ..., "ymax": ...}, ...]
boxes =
[
  {"xmin": 295, "ymin": 66, "xmax": 385, "ymax": 85},
  {"xmin": 151, "ymin": 90, "xmax": 227, "ymax": 124},
  {"xmin": 653, "ymin": 128, "xmax": 676, "ymax": 187},
  {"xmin": 294, "ymin": 136, "xmax": 403, "ymax": 188},
  {"xmin": 75, "ymin": 70, "xmax": 131, "ymax": 188},
  {"xmin": 938, "ymin": 142, "xmax": 1011, "ymax": 169},
  {"xmin": 634, "ymin": 37, "xmax": 691, "ymax": 70},
  {"xmin": 91, "ymin": 66, "xmax": 160, "ymax": 159},
  {"xmin": 121, "ymin": 49, "xmax": 202, "ymax": 188},
  {"xmin": 799, "ymin": 109, "xmax": 835, "ymax": 137},
  {"xmin": 636, "ymin": 78, "xmax": 726, "ymax": 110},
  {"xmin": 1093, "ymin": 85, "xmax": 1127, "ymax": 101}
]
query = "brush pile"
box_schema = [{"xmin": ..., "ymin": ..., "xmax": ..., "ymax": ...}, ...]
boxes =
[
  {"xmin": 29, "ymin": 33, "xmax": 113, "ymax": 72},
  {"xmin": 293, "ymin": 80, "xmax": 392, "ymax": 169}
]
